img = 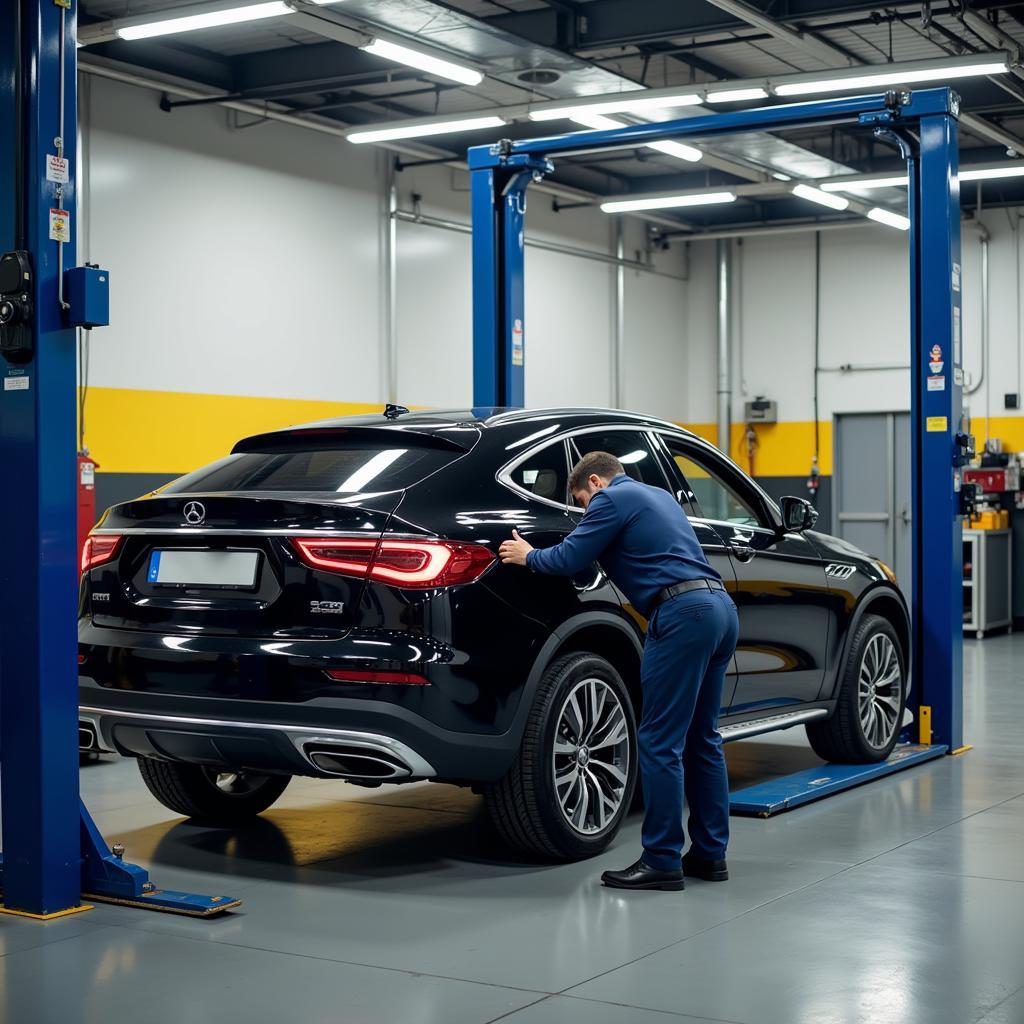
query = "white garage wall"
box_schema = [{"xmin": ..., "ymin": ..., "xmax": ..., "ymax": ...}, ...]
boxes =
[
  {"xmin": 84, "ymin": 74, "xmax": 385, "ymax": 404},
  {"xmin": 82, "ymin": 75, "xmax": 690, "ymax": 422}
]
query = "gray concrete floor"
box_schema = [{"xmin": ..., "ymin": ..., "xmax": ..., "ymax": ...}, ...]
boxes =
[{"xmin": 2, "ymin": 634, "xmax": 1023, "ymax": 1024}]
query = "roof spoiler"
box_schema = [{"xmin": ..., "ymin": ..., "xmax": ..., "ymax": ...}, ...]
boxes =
[{"xmin": 232, "ymin": 425, "xmax": 473, "ymax": 455}]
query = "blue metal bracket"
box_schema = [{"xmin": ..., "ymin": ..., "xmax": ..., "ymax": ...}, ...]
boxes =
[{"xmin": 729, "ymin": 744, "xmax": 949, "ymax": 817}]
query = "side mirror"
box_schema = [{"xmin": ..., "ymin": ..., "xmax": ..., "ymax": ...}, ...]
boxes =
[{"xmin": 780, "ymin": 495, "xmax": 819, "ymax": 533}]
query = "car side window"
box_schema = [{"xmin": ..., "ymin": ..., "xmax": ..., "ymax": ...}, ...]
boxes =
[
  {"xmin": 662, "ymin": 438, "xmax": 762, "ymax": 528},
  {"xmin": 568, "ymin": 430, "xmax": 669, "ymax": 502},
  {"xmin": 507, "ymin": 440, "xmax": 570, "ymax": 506}
]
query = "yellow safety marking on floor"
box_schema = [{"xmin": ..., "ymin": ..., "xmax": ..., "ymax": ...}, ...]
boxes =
[
  {"xmin": 951, "ymin": 744, "xmax": 974, "ymax": 756},
  {"xmin": 919, "ymin": 705, "xmax": 933, "ymax": 747},
  {"xmin": 0, "ymin": 903, "xmax": 93, "ymax": 920}
]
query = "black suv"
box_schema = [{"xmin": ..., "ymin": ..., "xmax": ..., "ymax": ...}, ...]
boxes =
[{"xmin": 79, "ymin": 408, "xmax": 910, "ymax": 860}]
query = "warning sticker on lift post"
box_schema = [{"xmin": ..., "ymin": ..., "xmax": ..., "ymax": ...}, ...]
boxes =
[
  {"xmin": 4, "ymin": 376, "xmax": 29, "ymax": 392},
  {"xmin": 511, "ymin": 319, "xmax": 524, "ymax": 367},
  {"xmin": 926, "ymin": 416, "xmax": 948, "ymax": 432},
  {"xmin": 46, "ymin": 155, "xmax": 68, "ymax": 184},
  {"xmin": 928, "ymin": 376, "xmax": 946, "ymax": 391},
  {"xmin": 48, "ymin": 208, "xmax": 70, "ymax": 243}
]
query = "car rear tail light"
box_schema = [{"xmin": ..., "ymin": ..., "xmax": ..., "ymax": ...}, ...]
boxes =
[
  {"xmin": 291, "ymin": 538, "xmax": 494, "ymax": 588},
  {"xmin": 81, "ymin": 534, "xmax": 123, "ymax": 574},
  {"xmin": 324, "ymin": 669, "xmax": 429, "ymax": 686}
]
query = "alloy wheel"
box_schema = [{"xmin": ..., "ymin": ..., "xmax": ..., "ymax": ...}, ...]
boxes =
[
  {"xmin": 857, "ymin": 633, "xmax": 903, "ymax": 749},
  {"xmin": 551, "ymin": 677, "xmax": 631, "ymax": 835}
]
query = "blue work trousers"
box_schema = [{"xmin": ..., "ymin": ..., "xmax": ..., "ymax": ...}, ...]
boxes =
[{"xmin": 639, "ymin": 587, "xmax": 739, "ymax": 871}]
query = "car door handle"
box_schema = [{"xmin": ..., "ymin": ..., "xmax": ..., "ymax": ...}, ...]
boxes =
[{"xmin": 730, "ymin": 543, "xmax": 756, "ymax": 563}]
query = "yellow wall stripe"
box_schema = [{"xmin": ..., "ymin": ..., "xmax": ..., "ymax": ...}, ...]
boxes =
[
  {"xmin": 682, "ymin": 421, "xmax": 834, "ymax": 477},
  {"xmin": 83, "ymin": 387, "xmax": 1024, "ymax": 478},
  {"xmin": 85, "ymin": 388, "xmax": 381, "ymax": 474}
]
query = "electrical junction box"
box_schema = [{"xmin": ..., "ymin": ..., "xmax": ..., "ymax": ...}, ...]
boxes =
[
  {"xmin": 744, "ymin": 396, "xmax": 777, "ymax": 423},
  {"xmin": 64, "ymin": 265, "xmax": 109, "ymax": 329}
]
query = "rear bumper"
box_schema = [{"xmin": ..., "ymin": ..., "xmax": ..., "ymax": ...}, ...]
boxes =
[
  {"xmin": 79, "ymin": 703, "xmax": 437, "ymax": 781},
  {"xmin": 78, "ymin": 678, "xmax": 524, "ymax": 782}
]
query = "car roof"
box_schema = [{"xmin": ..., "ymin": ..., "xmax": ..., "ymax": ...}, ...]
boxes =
[{"xmin": 252, "ymin": 407, "xmax": 698, "ymax": 438}]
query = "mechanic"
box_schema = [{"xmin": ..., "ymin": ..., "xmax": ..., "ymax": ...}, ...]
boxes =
[{"xmin": 499, "ymin": 450, "xmax": 739, "ymax": 892}]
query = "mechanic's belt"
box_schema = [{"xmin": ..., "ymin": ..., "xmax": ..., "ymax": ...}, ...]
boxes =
[{"xmin": 649, "ymin": 577, "xmax": 726, "ymax": 615}]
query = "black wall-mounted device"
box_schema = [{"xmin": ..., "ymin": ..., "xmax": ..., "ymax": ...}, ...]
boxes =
[{"xmin": 0, "ymin": 251, "xmax": 34, "ymax": 364}]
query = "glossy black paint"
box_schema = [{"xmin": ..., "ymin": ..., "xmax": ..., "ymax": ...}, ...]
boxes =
[{"xmin": 78, "ymin": 408, "xmax": 909, "ymax": 783}]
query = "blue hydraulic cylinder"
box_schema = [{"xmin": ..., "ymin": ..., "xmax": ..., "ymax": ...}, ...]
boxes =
[
  {"xmin": 909, "ymin": 113, "xmax": 964, "ymax": 751},
  {"xmin": 0, "ymin": 0, "xmax": 83, "ymax": 914}
]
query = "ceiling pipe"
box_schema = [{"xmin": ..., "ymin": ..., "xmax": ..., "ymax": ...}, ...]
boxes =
[
  {"xmin": 717, "ymin": 239, "xmax": 732, "ymax": 457},
  {"xmin": 702, "ymin": 0, "xmax": 855, "ymax": 66}
]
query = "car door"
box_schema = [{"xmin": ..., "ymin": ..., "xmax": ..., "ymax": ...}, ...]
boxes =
[
  {"xmin": 654, "ymin": 432, "xmax": 830, "ymax": 712},
  {"xmin": 568, "ymin": 426, "xmax": 740, "ymax": 710},
  {"xmin": 497, "ymin": 435, "xmax": 620, "ymax": 624}
]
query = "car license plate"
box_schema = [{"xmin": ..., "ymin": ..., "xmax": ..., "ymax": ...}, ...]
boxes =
[{"xmin": 147, "ymin": 550, "xmax": 259, "ymax": 588}]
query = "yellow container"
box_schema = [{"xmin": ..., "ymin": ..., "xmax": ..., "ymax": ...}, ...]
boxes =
[{"xmin": 969, "ymin": 510, "xmax": 1009, "ymax": 529}]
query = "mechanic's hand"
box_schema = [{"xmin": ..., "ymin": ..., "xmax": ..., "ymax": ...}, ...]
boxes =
[{"xmin": 499, "ymin": 529, "xmax": 534, "ymax": 567}]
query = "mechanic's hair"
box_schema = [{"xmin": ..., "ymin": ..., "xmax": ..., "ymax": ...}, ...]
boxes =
[{"xmin": 569, "ymin": 451, "xmax": 625, "ymax": 493}]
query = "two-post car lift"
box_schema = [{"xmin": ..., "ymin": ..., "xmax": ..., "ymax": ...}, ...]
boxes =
[
  {"xmin": 468, "ymin": 88, "xmax": 970, "ymax": 813},
  {"xmin": 0, "ymin": 0, "xmax": 237, "ymax": 918}
]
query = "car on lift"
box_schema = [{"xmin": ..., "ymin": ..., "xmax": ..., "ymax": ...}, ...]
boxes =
[{"xmin": 78, "ymin": 407, "xmax": 910, "ymax": 861}]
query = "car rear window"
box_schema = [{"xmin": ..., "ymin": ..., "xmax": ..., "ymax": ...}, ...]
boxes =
[{"xmin": 162, "ymin": 445, "xmax": 457, "ymax": 495}]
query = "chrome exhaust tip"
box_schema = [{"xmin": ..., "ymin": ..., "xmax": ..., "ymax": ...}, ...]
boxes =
[
  {"xmin": 79, "ymin": 722, "xmax": 98, "ymax": 751},
  {"xmin": 304, "ymin": 745, "xmax": 412, "ymax": 781}
]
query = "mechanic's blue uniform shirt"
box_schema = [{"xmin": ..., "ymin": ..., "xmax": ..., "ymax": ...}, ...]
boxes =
[{"xmin": 525, "ymin": 474, "xmax": 719, "ymax": 614}]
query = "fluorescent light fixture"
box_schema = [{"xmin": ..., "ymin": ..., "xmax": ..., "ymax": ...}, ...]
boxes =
[
  {"xmin": 868, "ymin": 208, "xmax": 911, "ymax": 230},
  {"xmin": 821, "ymin": 174, "xmax": 909, "ymax": 191},
  {"xmin": 960, "ymin": 165, "xmax": 1024, "ymax": 181},
  {"xmin": 347, "ymin": 115, "xmax": 505, "ymax": 144},
  {"xmin": 775, "ymin": 59, "xmax": 1008, "ymax": 97},
  {"xmin": 116, "ymin": 0, "xmax": 290, "ymax": 40},
  {"xmin": 570, "ymin": 113, "xmax": 703, "ymax": 163},
  {"xmin": 706, "ymin": 86, "xmax": 769, "ymax": 103},
  {"xmin": 792, "ymin": 183, "xmax": 850, "ymax": 211},
  {"xmin": 646, "ymin": 139, "xmax": 703, "ymax": 162},
  {"xmin": 570, "ymin": 113, "xmax": 623, "ymax": 130},
  {"xmin": 362, "ymin": 38, "xmax": 483, "ymax": 87},
  {"xmin": 601, "ymin": 191, "xmax": 736, "ymax": 214},
  {"xmin": 772, "ymin": 171, "xmax": 792, "ymax": 181},
  {"xmin": 530, "ymin": 92, "xmax": 702, "ymax": 122}
]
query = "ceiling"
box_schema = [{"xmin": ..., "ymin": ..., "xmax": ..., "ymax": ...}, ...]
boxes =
[{"xmin": 78, "ymin": 0, "xmax": 1024, "ymax": 233}]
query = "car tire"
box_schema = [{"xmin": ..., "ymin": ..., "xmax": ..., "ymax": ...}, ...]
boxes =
[
  {"xmin": 806, "ymin": 613, "xmax": 907, "ymax": 764},
  {"xmin": 137, "ymin": 757, "xmax": 290, "ymax": 823},
  {"xmin": 484, "ymin": 652, "xmax": 638, "ymax": 861}
]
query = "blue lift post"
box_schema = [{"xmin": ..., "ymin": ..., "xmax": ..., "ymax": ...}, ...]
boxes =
[
  {"xmin": 469, "ymin": 89, "xmax": 964, "ymax": 814},
  {"xmin": 0, "ymin": 0, "xmax": 238, "ymax": 917}
]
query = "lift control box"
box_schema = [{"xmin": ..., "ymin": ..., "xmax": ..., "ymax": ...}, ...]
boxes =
[
  {"xmin": 64, "ymin": 265, "xmax": 109, "ymax": 329},
  {"xmin": 744, "ymin": 396, "xmax": 777, "ymax": 423}
]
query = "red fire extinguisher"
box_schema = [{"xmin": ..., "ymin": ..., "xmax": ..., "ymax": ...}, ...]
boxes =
[{"xmin": 78, "ymin": 451, "xmax": 99, "ymax": 572}]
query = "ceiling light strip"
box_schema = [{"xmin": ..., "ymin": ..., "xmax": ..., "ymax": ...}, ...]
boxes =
[{"xmin": 601, "ymin": 192, "xmax": 737, "ymax": 214}]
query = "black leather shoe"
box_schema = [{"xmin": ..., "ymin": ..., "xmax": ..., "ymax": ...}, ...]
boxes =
[
  {"xmin": 601, "ymin": 858, "xmax": 685, "ymax": 891},
  {"xmin": 681, "ymin": 852, "xmax": 729, "ymax": 881}
]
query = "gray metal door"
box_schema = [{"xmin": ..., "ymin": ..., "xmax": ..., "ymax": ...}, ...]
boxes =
[{"xmin": 833, "ymin": 412, "xmax": 911, "ymax": 600}]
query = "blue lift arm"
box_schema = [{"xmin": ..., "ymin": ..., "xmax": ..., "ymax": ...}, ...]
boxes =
[{"xmin": 469, "ymin": 87, "xmax": 964, "ymax": 753}]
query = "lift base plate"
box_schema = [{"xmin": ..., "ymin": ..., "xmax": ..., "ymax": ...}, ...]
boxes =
[
  {"xmin": 729, "ymin": 743, "xmax": 949, "ymax": 817},
  {"xmin": 83, "ymin": 891, "xmax": 242, "ymax": 917}
]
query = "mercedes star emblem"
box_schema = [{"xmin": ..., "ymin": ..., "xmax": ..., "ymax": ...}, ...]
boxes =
[{"xmin": 183, "ymin": 501, "xmax": 206, "ymax": 526}]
